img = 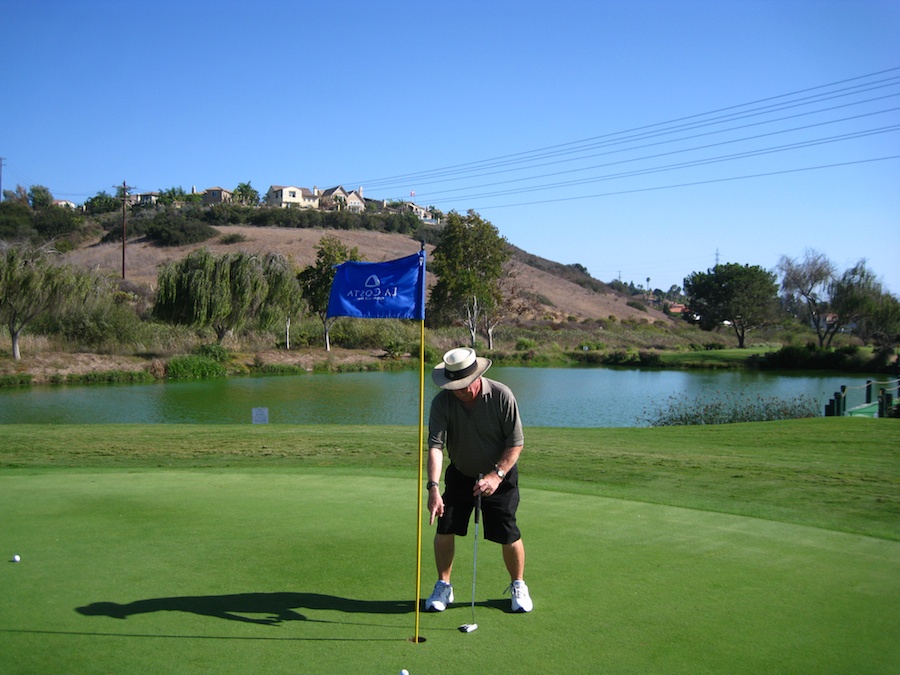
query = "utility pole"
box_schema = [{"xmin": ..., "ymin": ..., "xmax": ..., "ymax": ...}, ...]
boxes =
[
  {"xmin": 119, "ymin": 180, "xmax": 132, "ymax": 279},
  {"xmin": 0, "ymin": 157, "xmax": 5, "ymax": 201}
]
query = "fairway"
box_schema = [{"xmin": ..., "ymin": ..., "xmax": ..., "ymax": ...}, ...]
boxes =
[{"xmin": 1, "ymin": 470, "xmax": 898, "ymax": 674}]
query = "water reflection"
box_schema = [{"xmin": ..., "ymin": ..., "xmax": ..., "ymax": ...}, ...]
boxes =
[{"xmin": 0, "ymin": 367, "xmax": 876, "ymax": 427}]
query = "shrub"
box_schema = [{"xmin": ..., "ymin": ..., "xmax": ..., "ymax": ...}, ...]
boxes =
[
  {"xmin": 165, "ymin": 355, "xmax": 226, "ymax": 380},
  {"xmin": 66, "ymin": 370, "xmax": 153, "ymax": 384},
  {"xmin": 145, "ymin": 217, "xmax": 218, "ymax": 246},
  {"xmin": 759, "ymin": 345, "xmax": 872, "ymax": 371},
  {"xmin": 0, "ymin": 373, "xmax": 32, "ymax": 387},
  {"xmin": 220, "ymin": 232, "xmax": 247, "ymax": 245},
  {"xmin": 516, "ymin": 338, "xmax": 537, "ymax": 351},
  {"xmin": 638, "ymin": 351, "xmax": 662, "ymax": 367},
  {"xmin": 252, "ymin": 363, "xmax": 308, "ymax": 375},
  {"xmin": 194, "ymin": 343, "xmax": 230, "ymax": 362}
]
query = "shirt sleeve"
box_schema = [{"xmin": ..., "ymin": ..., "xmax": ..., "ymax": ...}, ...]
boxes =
[
  {"xmin": 500, "ymin": 387, "xmax": 525, "ymax": 448},
  {"xmin": 427, "ymin": 392, "xmax": 448, "ymax": 450}
]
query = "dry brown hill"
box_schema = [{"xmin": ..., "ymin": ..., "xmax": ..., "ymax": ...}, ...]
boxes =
[{"xmin": 65, "ymin": 225, "xmax": 671, "ymax": 324}]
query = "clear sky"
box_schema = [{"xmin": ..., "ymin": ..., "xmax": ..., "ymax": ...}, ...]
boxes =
[{"xmin": 2, "ymin": 0, "xmax": 898, "ymax": 294}]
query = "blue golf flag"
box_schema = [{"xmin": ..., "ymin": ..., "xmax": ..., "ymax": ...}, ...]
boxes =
[{"xmin": 326, "ymin": 251, "xmax": 426, "ymax": 320}]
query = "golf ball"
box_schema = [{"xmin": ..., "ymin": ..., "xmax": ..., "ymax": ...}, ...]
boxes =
[
  {"xmin": 12, "ymin": 555, "xmax": 20, "ymax": 562},
  {"xmin": 400, "ymin": 670, "xmax": 410, "ymax": 675}
]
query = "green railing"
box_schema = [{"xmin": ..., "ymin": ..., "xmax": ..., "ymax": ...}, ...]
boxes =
[{"xmin": 825, "ymin": 377, "xmax": 899, "ymax": 418}]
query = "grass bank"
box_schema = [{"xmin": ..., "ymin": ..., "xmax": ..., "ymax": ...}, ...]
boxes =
[{"xmin": 1, "ymin": 418, "xmax": 897, "ymax": 541}]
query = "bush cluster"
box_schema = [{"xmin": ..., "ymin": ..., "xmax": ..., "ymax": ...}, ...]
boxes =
[
  {"xmin": 0, "ymin": 373, "xmax": 33, "ymax": 387},
  {"xmin": 65, "ymin": 370, "xmax": 153, "ymax": 385},
  {"xmin": 165, "ymin": 355, "xmax": 227, "ymax": 380},
  {"xmin": 756, "ymin": 344, "xmax": 873, "ymax": 371}
]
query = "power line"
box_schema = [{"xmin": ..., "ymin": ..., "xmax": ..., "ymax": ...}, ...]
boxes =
[
  {"xmin": 408, "ymin": 110, "xmax": 900, "ymax": 202},
  {"xmin": 347, "ymin": 67, "xmax": 900, "ymax": 190},
  {"xmin": 466, "ymin": 155, "xmax": 900, "ymax": 211},
  {"xmin": 385, "ymin": 90, "xmax": 899, "ymax": 196}
]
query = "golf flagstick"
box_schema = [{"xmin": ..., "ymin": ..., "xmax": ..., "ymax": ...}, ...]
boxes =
[{"xmin": 460, "ymin": 474, "xmax": 482, "ymax": 633}]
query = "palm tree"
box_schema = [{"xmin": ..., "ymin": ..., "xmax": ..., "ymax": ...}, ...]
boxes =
[{"xmin": 233, "ymin": 182, "xmax": 259, "ymax": 206}]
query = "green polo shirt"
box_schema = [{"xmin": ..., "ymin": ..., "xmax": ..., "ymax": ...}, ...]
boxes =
[{"xmin": 427, "ymin": 377, "xmax": 525, "ymax": 479}]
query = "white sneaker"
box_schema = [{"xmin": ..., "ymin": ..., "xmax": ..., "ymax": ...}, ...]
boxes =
[
  {"xmin": 425, "ymin": 581, "xmax": 454, "ymax": 612},
  {"xmin": 507, "ymin": 580, "xmax": 533, "ymax": 613}
]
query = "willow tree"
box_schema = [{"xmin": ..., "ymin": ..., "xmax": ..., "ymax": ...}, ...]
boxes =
[
  {"xmin": 154, "ymin": 248, "xmax": 272, "ymax": 342},
  {"xmin": 257, "ymin": 252, "xmax": 305, "ymax": 348},
  {"xmin": 429, "ymin": 210, "xmax": 511, "ymax": 347},
  {"xmin": 0, "ymin": 243, "xmax": 94, "ymax": 359},
  {"xmin": 778, "ymin": 249, "xmax": 837, "ymax": 347}
]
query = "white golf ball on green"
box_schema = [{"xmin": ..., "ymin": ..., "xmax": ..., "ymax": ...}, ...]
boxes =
[{"xmin": 12, "ymin": 554, "xmax": 20, "ymax": 562}]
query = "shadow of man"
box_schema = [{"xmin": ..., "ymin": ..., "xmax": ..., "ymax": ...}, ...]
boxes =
[{"xmin": 76, "ymin": 592, "xmax": 413, "ymax": 626}]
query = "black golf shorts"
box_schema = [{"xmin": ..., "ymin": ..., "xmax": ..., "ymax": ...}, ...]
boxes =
[{"xmin": 437, "ymin": 463, "xmax": 521, "ymax": 545}]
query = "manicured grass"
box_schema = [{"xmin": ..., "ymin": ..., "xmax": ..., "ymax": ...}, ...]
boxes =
[
  {"xmin": 1, "ymin": 419, "xmax": 898, "ymax": 673},
  {"xmin": 2, "ymin": 419, "xmax": 897, "ymax": 539}
]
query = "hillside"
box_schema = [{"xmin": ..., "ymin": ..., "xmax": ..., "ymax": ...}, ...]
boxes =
[{"xmin": 64, "ymin": 224, "xmax": 672, "ymax": 324}]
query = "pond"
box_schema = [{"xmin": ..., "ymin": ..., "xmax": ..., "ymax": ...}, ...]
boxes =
[{"xmin": 0, "ymin": 367, "xmax": 883, "ymax": 427}]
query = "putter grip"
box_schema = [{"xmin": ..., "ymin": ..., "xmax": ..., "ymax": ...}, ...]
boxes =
[{"xmin": 475, "ymin": 473, "xmax": 483, "ymax": 524}]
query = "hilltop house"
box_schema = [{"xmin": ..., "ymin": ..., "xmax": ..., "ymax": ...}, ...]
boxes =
[
  {"xmin": 403, "ymin": 201, "xmax": 433, "ymax": 221},
  {"xmin": 134, "ymin": 192, "xmax": 160, "ymax": 206},
  {"xmin": 258, "ymin": 182, "xmax": 437, "ymax": 222},
  {"xmin": 265, "ymin": 185, "xmax": 319, "ymax": 209},
  {"xmin": 317, "ymin": 186, "xmax": 365, "ymax": 213},
  {"xmin": 202, "ymin": 187, "xmax": 233, "ymax": 205}
]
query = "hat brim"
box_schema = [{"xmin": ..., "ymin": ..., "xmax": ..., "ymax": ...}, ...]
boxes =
[{"xmin": 431, "ymin": 357, "xmax": 492, "ymax": 390}]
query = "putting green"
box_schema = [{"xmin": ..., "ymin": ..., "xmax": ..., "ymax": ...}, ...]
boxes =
[{"xmin": 1, "ymin": 471, "xmax": 897, "ymax": 674}]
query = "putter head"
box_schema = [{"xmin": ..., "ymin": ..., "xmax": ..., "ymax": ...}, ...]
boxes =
[{"xmin": 458, "ymin": 623, "xmax": 478, "ymax": 633}]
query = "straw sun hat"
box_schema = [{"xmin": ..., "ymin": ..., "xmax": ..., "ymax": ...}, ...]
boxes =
[{"xmin": 431, "ymin": 347, "xmax": 492, "ymax": 390}]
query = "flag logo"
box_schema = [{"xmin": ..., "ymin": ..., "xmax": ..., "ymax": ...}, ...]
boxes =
[{"xmin": 326, "ymin": 251, "xmax": 426, "ymax": 320}]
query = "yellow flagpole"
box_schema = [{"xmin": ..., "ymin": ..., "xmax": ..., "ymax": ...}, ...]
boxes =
[{"xmin": 413, "ymin": 318, "xmax": 425, "ymax": 643}]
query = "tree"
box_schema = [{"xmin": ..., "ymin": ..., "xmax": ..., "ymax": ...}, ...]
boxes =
[
  {"xmin": 297, "ymin": 235, "xmax": 363, "ymax": 351},
  {"xmin": 83, "ymin": 191, "xmax": 120, "ymax": 215},
  {"xmin": 256, "ymin": 252, "xmax": 305, "ymax": 349},
  {"xmin": 828, "ymin": 260, "xmax": 882, "ymax": 346},
  {"xmin": 33, "ymin": 203, "xmax": 83, "ymax": 241},
  {"xmin": 428, "ymin": 210, "xmax": 511, "ymax": 346},
  {"xmin": 481, "ymin": 260, "xmax": 536, "ymax": 350},
  {"xmin": 683, "ymin": 263, "xmax": 779, "ymax": 348},
  {"xmin": 0, "ymin": 200, "xmax": 37, "ymax": 241},
  {"xmin": 157, "ymin": 186, "xmax": 202, "ymax": 206},
  {"xmin": 2, "ymin": 185, "xmax": 28, "ymax": 205},
  {"xmin": 778, "ymin": 249, "xmax": 837, "ymax": 347},
  {"xmin": 27, "ymin": 185, "xmax": 54, "ymax": 211},
  {"xmin": 0, "ymin": 243, "xmax": 94, "ymax": 359},
  {"xmin": 233, "ymin": 182, "xmax": 260, "ymax": 207},
  {"xmin": 865, "ymin": 292, "xmax": 900, "ymax": 355},
  {"xmin": 154, "ymin": 248, "xmax": 271, "ymax": 342}
]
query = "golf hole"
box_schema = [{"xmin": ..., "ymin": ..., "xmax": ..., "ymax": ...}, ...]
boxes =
[{"xmin": 408, "ymin": 636, "xmax": 427, "ymax": 643}]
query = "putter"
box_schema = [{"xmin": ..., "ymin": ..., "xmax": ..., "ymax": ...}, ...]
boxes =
[{"xmin": 459, "ymin": 474, "xmax": 483, "ymax": 633}]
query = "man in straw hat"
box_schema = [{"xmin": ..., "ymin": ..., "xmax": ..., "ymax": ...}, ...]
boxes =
[{"xmin": 424, "ymin": 347, "xmax": 534, "ymax": 613}]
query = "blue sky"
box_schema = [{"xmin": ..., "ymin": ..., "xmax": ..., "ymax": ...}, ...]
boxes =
[{"xmin": 2, "ymin": 0, "xmax": 898, "ymax": 294}]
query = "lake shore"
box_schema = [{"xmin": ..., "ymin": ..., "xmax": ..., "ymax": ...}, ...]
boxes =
[{"xmin": 0, "ymin": 348, "xmax": 390, "ymax": 385}]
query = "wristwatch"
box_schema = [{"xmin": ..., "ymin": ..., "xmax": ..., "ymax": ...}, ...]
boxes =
[
  {"xmin": 426, "ymin": 480, "xmax": 439, "ymax": 490},
  {"xmin": 494, "ymin": 466, "xmax": 506, "ymax": 479}
]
